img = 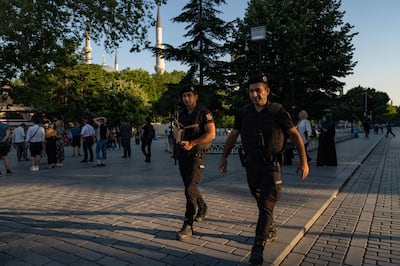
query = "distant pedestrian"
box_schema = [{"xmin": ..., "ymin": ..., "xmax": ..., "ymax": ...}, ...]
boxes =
[
  {"xmin": 363, "ymin": 120, "xmax": 371, "ymax": 138},
  {"xmin": 70, "ymin": 122, "xmax": 81, "ymax": 156},
  {"xmin": 25, "ymin": 116, "xmax": 45, "ymax": 171},
  {"xmin": 317, "ymin": 113, "xmax": 337, "ymax": 166},
  {"xmin": 0, "ymin": 121, "xmax": 13, "ymax": 175},
  {"xmin": 44, "ymin": 122, "xmax": 57, "ymax": 169},
  {"xmin": 141, "ymin": 117, "xmax": 155, "ymax": 162},
  {"xmin": 120, "ymin": 120, "xmax": 132, "ymax": 158},
  {"xmin": 13, "ymin": 123, "xmax": 28, "ymax": 161},
  {"xmin": 55, "ymin": 119, "xmax": 65, "ymax": 167},
  {"xmin": 80, "ymin": 119, "xmax": 95, "ymax": 163},
  {"xmin": 297, "ymin": 110, "xmax": 313, "ymax": 162},
  {"xmin": 93, "ymin": 117, "xmax": 108, "ymax": 166},
  {"xmin": 386, "ymin": 122, "xmax": 396, "ymax": 137}
]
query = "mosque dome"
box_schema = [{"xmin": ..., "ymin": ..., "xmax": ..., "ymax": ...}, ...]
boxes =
[{"xmin": 101, "ymin": 64, "xmax": 116, "ymax": 72}]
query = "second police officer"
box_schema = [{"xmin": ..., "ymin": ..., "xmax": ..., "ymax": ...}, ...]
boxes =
[
  {"xmin": 174, "ymin": 84, "xmax": 216, "ymax": 241},
  {"xmin": 219, "ymin": 74, "xmax": 309, "ymax": 265}
]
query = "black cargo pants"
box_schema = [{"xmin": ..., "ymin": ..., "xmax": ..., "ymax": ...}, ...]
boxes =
[
  {"xmin": 245, "ymin": 161, "xmax": 282, "ymax": 240},
  {"xmin": 178, "ymin": 150, "xmax": 206, "ymax": 225}
]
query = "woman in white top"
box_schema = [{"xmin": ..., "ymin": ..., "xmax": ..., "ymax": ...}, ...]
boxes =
[{"xmin": 297, "ymin": 110, "xmax": 312, "ymax": 162}]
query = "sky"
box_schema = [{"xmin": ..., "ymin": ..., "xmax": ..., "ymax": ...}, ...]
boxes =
[{"xmin": 89, "ymin": 0, "xmax": 400, "ymax": 106}]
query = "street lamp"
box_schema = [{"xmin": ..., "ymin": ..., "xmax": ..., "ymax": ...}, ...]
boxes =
[
  {"xmin": 364, "ymin": 89, "xmax": 368, "ymax": 119},
  {"xmin": 250, "ymin": 26, "xmax": 266, "ymax": 73}
]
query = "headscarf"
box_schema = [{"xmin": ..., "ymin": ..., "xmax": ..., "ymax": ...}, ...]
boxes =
[{"xmin": 322, "ymin": 113, "xmax": 334, "ymax": 129}]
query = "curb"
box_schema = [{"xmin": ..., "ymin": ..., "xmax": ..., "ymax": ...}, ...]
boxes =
[{"xmin": 269, "ymin": 135, "xmax": 384, "ymax": 265}]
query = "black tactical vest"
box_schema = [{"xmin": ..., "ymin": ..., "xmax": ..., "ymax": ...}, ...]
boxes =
[
  {"xmin": 239, "ymin": 102, "xmax": 285, "ymax": 159},
  {"xmin": 178, "ymin": 105, "xmax": 212, "ymax": 151}
]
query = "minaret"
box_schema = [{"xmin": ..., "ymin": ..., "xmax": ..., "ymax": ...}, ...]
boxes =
[
  {"xmin": 154, "ymin": 4, "xmax": 165, "ymax": 74},
  {"xmin": 84, "ymin": 25, "xmax": 92, "ymax": 64},
  {"xmin": 114, "ymin": 51, "xmax": 119, "ymax": 71}
]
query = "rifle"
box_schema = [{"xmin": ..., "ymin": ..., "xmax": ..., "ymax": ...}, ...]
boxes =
[
  {"xmin": 171, "ymin": 105, "xmax": 184, "ymax": 165},
  {"xmin": 171, "ymin": 105, "xmax": 211, "ymax": 165}
]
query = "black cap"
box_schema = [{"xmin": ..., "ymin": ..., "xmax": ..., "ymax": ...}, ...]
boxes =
[
  {"xmin": 248, "ymin": 74, "xmax": 268, "ymax": 86},
  {"xmin": 180, "ymin": 84, "xmax": 198, "ymax": 95}
]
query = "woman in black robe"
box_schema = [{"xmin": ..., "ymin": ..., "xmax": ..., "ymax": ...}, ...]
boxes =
[{"xmin": 317, "ymin": 113, "xmax": 337, "ymax": 166}]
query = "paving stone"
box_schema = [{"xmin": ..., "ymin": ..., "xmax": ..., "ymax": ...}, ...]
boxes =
[
  {"xmin": 1, "ymin": 132, "xmax": 397, "ymax": 265},
  {"xmin": 281, "ymin": 132, "xmax": 400, "ymax": 266}
]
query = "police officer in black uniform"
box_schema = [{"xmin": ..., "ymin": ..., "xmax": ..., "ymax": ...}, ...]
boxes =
[
  {"xmin": 175, "ymin": 85, "xmax": 216, "ymax": 241},
  {"xmin": 218, "ymin": 74, "xmax": 309, "ymax": 265}
]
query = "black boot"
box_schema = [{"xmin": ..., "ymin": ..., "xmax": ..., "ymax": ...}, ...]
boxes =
[
  {"xmin": 176, "ymin": 222, "xmax": 193, "ymax": 241},
  {"xmin": 195, "ymin": 203, "xmax": 208, "ymax": 222},
  {"xmin": 249, "ymin": 239, "xmax": 266, "ymax": 265}
]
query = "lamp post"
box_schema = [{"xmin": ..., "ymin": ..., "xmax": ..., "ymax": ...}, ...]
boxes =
[
  {"xmin": 364, "ymin": 89, "xmax": 368, "ymax": 119},
  {"xmin": 349, "ymin": 98, "xmax": 354, "ymax": 134},
  {"xmin": 250, "ymin": 26, "xmax": 266, "ymax": 74}
]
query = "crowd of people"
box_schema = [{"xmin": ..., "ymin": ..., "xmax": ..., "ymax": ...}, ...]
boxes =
[{"xmin": 0, "ymin": 115, "xmax": 158, "ymax": 173}]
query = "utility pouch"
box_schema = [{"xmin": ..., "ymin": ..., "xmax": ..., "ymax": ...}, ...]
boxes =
[
  {"xmin": 274, "ymin": 174, "xmax": 282, "ymax": 186},
  {"xmin": 238, "ymin": 146, "xmax": 247, "ymax": 168},
  {"xmin": 276, "ymin": 152, "xmax": 284, "ymax": 166},
  {"xmin": 273, "ymin": 162, "xmax": 283, "ymax": 186}
]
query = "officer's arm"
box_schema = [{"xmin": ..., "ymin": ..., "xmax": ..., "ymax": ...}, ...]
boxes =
[
  {"xmin": 181, "ymin": 122, "xmax": 215, "ymax": 150},
  {"xmin": 288, "ymin": 127, "xmax": 309, "ymax": 180},
  {"xmin": 221, "ymin": 129, "xmax": 239, "ymax": 159},
  {"xmin": 219, "ymin": 129, "xmax": 240, "ymax": 173}
]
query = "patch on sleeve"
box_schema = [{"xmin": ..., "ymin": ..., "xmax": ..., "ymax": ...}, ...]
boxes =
[{"xmin": 206, "ymin": 112, "xmax": 213, "ymax": 121}]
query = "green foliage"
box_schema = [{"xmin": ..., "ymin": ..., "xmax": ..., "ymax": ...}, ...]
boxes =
[
  {"xmin": 9, "ymin": 65, "xmax": 184, "ymax": 126},
  {"xmin": 151, "ymin": 0, "xmax": 235, "ymax": 120},
  {"xmin": 333, "ymin": 85, "xmax": 391, "ymax": 124},
  {"xmin": 384, "ymin": 104, "xmax": 398, "ymax": 123},
  {"xmin": 0, "ymin": 0, "xmax": 162, "ymax": 81},
  {"xmin": 229, "ymin": 0, "xmax": 357, "ymax": 115},
  {"xmin": 217, "ymin": 115, "xmax": 235, "ymax": 129}
]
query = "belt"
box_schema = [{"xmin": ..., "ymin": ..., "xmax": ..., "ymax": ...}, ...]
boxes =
[{"xmin": 245, "ymin": 154, "xmax": 279, "ymax": 163}]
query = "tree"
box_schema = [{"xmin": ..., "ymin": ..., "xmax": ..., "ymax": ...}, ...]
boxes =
[
  {"xmin": 334, "ymin": 86, "xmax": 390, "ymax": 124},
  {"xmin": 0, "ymin": 0, "xmax": 163, "ymax": 82},
  {"xmin": 383, "ymin": 104, "xmax": 398, "ymax": 123},
  {"xmin": 229, "ymin": 0, "xmax": 357, "ymax": 116},
  {"xmin": 153, "ymin": 0, "xmax": 234, "ymax": 121},
  {"xmin": 9, "ymin": 64, "xmax": 156, "ymax": 125},
  {"xmin": 162, "ymin": 0, "xmax": 233, "ymax": 85}
]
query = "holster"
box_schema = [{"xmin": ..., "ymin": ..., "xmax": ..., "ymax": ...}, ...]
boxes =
[{"xmin": 238, "ymin": 146, "xmax": 247, "ymax": 168}]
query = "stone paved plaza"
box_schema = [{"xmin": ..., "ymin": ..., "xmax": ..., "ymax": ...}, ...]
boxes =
[{"xmin": 0, "ymin": 129, "xmax": 398, "ymax": 265}]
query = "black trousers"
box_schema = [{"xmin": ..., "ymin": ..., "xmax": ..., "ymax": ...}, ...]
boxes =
[
  {"xmin": 121, "ymin": 138, "xmax": 131, "ymax": 157},
  {"xmin": 141, "ymin": 138, "xmax": 152, "ymax": 159},
  {"xmin": 178, "ymin": 150, "xmax": 206, "ymax": 225},
  {"xmin": 245, "ymin": 162, "xmax": 282, "ymax": 240},
  {"xmin": 15, "ymin": 142, "xmax": 28, "ymax": 160},
  {"xmin": 82, "ymin": 139, "xmax": 93, "ymax": 161}
]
